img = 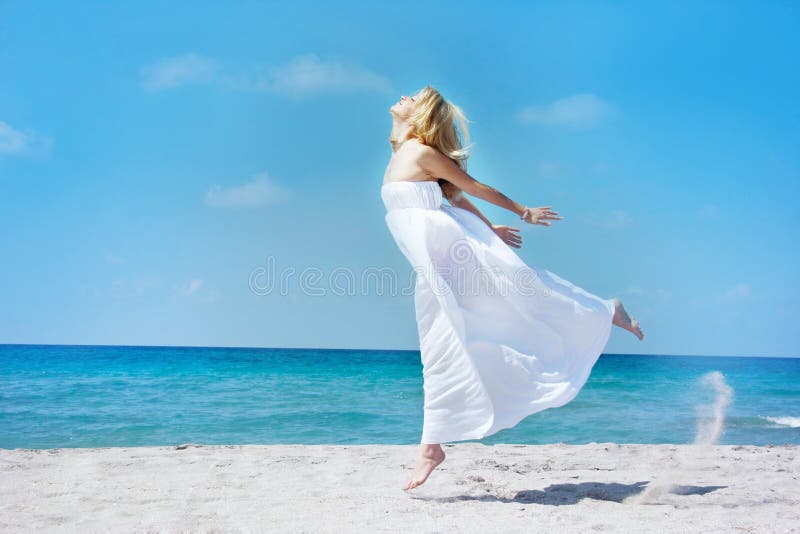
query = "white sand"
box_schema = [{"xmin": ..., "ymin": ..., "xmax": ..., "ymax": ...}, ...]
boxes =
[{"xmin": 0, "ymin": 442, "xmax": 797, "ymax": 532}]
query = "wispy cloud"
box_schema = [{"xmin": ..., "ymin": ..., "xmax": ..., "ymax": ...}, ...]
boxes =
[
  {"xmin": 516, "ymin": 94, "xmax": 616, "ymax": 129},
  {"xmin": 266, "ymin": 53, "xmax": 391, "ymax": 95},
  {"xmin": 0, "ymin": 120, "xmax": 52, "ymax": 157},
  {"xmin": 172, "ymin": 278, "xmax": 220, "ymax": 302},
  {"xmin": 174, "ymin": 278, "xmax": 204, "ymax": 296},
  {"xmin": 141, "ymin": 53, "xmax": 391, "ymax": 97},
  {"xmin": 205, "ymin": 172, "xmax": 291, "ymax": 207},
  {"xmin": 140, "ymin": 53, "xmax": 219, "ymax": 92},
  {"xmin": 223, "ymin": 53, "xmax": 392, "ymax": 96}
]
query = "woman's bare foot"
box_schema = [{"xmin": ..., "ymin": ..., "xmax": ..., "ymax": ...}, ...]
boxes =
[
  {"xmin": 612, "ymin": 297, "xmax": 644, "ymax": 340},
  {"xmin": 403, "ymin": 444, "xmax": 446, "ymax": 491}
]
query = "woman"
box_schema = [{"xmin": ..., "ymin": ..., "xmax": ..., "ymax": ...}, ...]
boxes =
[{"xmin": 381, "ymin": 86, "xmax": 644, "ymax": 491}]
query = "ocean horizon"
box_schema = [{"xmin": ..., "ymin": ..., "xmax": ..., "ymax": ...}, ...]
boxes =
[{"xmin": 2, "ymin": 344, "xmax": 798, "ymax": 450}]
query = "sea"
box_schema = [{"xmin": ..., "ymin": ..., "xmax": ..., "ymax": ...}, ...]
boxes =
[{"xmin": 1, "ymin": 344, "xmax": 798, "ymax": 449}]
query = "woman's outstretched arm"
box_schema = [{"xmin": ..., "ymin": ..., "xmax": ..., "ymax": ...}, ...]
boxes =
[
  {"xmin": 440, "ymin": 181, "xmax": 492, "ymax": 228},
  {"xmin": 448, "ymin": 193, "xmax": 492, "ymax": 228},
  {"xmin": 418, "ymin": 145, "xmax": 527, "ymax": 216},
  {"xmin": 418, "ymin": 144, "xmax": 563, "ymax": 227},
  {"xmin": 442, "ymin": 182, "xmax": 523, "ymax": 249}
]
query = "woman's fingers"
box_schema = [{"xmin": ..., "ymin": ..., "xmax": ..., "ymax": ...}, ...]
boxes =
[
  {"xmin": 497, "ymin": 227, "xmax": 523, "ymax": 248},
  {"xmin": 536, "ymin": 207, "xmax": 560, "ymax": 218},
  {"xmin": 542, "ymin": 211, "xmax": 562, "ymax": 221}
]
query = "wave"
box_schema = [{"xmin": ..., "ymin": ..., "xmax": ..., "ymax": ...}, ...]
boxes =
[{"xmin": 761, "ymin": 416, "xmax": 800, "ymax": 428}]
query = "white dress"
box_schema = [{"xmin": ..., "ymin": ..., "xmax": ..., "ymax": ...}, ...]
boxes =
[{"xmin": 381, "ymin": 180, "xmax": 616, "ymax": 444}]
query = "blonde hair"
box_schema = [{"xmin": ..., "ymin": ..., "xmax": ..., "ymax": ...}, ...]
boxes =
[{"xmin": 408, "ymin": 86, "xmax": 474, "ymax": 202}]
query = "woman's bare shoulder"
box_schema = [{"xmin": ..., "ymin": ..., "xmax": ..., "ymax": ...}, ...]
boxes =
[{"xmin": 411, "ymin": 139, "xmax": 443, "ymax": 161}]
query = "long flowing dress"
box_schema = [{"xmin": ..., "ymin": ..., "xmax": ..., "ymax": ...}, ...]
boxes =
[{"xmin": 381, "ymin": 179, "xmax": 616, "ymax": 444}]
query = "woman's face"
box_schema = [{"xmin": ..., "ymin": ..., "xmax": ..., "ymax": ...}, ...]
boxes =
[{"xmin": 390, "ymin": 90, "xmax": 422, "ymax": 120}]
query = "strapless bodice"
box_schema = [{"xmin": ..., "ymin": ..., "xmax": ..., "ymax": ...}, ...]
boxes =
[{"xmin": 381, "ymin": 180, "xmax": 443, "ymax": 212}]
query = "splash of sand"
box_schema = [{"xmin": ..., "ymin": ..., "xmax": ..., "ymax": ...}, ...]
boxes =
[{"xmin": 623, "ymin": 370, "xmax": 734, "ymax": 505}]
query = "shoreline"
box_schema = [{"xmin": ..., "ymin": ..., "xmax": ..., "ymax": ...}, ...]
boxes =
[{"xmin": 1, "ymin": 443, "xmax": 797, "ymax": 532}]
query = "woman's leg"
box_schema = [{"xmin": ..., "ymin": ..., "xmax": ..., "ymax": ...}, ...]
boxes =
[
  {"xmin": 403, "ymin": 443, "xmax": 446, "ymax": 490},
  {"xmin": 612, "ymin": 297, "xmax": 645, "ymax": 340}
]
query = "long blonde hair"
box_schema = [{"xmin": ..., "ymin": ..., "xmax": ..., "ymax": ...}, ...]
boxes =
[{"xmin": 408, "ymin": 86, "xmax": 474, "ymax": 202}]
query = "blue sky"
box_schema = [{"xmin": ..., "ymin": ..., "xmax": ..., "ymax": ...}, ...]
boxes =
[{"xmin": 0, "ymin": 1, "xmax": 797, "ymax": 357}]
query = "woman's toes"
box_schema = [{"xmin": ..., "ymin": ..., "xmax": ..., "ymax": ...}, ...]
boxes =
[{"xmin": 631, "ymin": 319, "xmax": 644, "ymax": 340}]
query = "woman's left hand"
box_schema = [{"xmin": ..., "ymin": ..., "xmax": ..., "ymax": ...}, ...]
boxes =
[{"xmin": 492, "ymin": 225, "xmax": 522, "ymax": 249}]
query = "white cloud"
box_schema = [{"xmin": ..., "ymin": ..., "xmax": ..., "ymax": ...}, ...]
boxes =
[
  {"xmin": 203, "ymin": 288, "xmax": 222, "ymax": 303},
  {"xmin": 140, "ymin": 53, "xmax": 219, "ymax": 92},
  {"xmin": 186, "ymin": 278, "xmax": 203, "ymax": 295},
  {"xmin": 205, "ymin": 172, "xmax": 291, "ymax": 207},
  {"xmin": 172, "ymin": 278, "xmax": 220, "ymax": 301},
  {"xmin": 141, "ymin": 53, "xmax": 391, "ymax": 97},
  {"xmin": 516, "ymin": 94, "xmax": 615, "ymax": 129},
  {"xmin": 0, "ymin": 120, "xmax": 52, "ymax": 157},
  {"xmin": 222, "ymin": 53, "xmax": 392, "ymax": 96},
  {"xmin": 174, "ymin": 278, "xmax": 204, "ymax": 297},
  {"xmin": 0, "ymin": 121, "xmax": 31, "ymax": 155}
]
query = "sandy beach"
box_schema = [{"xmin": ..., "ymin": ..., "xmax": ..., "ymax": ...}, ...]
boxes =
[{"xmin": 0, "ymin": 442, "xmax": 797, "ymax": 532}]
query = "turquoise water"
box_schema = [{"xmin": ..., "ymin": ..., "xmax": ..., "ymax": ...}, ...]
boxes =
[{"xmin": 1, "ymin": 344, "xmax": 798, "ymax": 449}]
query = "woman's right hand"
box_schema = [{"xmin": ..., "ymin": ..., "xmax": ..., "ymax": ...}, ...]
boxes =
[
  {"xmin": 492, "ymin": 225, "xmax": 523, "ymax": 249},
  {"xmin": 521, "ymin": 206, "xmax": 563, "ymax": 226}
]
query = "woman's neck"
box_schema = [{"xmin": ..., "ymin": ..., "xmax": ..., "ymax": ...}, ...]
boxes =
[{"xmin": 389, "ymin": 119, "xmax": 415, "ymax": 152}]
